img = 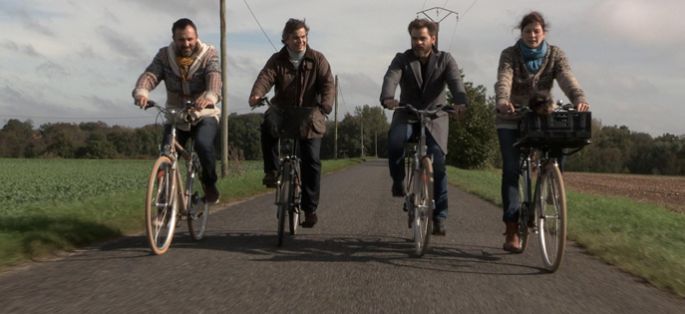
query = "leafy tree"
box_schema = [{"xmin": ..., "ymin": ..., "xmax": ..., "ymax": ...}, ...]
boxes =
[{"xmin": 447, "ymin": 82, "xmax": 497, "ymax": 169}]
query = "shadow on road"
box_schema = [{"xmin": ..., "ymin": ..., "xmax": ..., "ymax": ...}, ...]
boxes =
[{"xmin": 164, "ymin": 230, "xmax": 546, "ymax": 275}]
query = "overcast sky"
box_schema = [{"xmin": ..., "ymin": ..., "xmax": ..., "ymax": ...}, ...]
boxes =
[{"xmin": 1, "ymin": 0, "xmax": 683, "ymax": 136}]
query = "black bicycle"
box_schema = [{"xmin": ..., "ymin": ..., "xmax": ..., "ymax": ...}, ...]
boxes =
[
  {"xmin": 514, "ymin": 103, "xmax": 591, "ymax": 271},
  {"xmin": 254, "ymin": 98, "xmax": 312, "ymax": 246}
]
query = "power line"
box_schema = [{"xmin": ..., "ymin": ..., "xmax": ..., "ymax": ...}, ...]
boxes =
[
  {"xmin": 462, "ymin": 0, "xmax": 479, "ymax": 17},
  {"xmin": 243, "ymin": 0, "xmax": 278, "ymax": 52}
]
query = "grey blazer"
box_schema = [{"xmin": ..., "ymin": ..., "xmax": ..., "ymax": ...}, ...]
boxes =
[{"xmin": 380, "ymin": 49, "xmax": 468, "ymax": 154}]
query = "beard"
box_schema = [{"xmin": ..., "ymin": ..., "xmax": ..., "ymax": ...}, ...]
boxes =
[
  {"xmin": 178, "ymin": 44, "xmax": 197, "ymax": 57},
  {"xmin": 412, "ymin": 45, "xmax": 432, "ymax": 58}
]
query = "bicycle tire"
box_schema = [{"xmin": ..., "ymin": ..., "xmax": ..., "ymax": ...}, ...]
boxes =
[
  {"xmin": 276, "ymin": 163, "xmax": 291, "ymax": 246},
  {"xmin": 187, "ymin": 152, "xmax": 208, "ymax": 241},
  {"xmin": 145, "ymin": 156, "xmax": 178, "ymax": 255},
  {"xmin": 412, "ymin": 156, "xmax": 434, "ymax": 257},
  {"xmin": 288, "ymin": 165, "xmax": 300, "ymax": 235},
  {"xmin": 537, "ymin": 162, "xmax": 567, "ymax": 272},
  {"xmin": 518, "ymin": 173, "xmax": 531, "ymax": 253}
]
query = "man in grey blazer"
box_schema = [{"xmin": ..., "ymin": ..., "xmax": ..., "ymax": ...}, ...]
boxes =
[{"xmin": 380, "ymin": 18, "xmax": 468, "ymax": 235}]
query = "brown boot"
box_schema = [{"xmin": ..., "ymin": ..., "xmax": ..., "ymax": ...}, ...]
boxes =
[{"xmin": 502, "ymin": 222, "xmax": 522, "ymax": 253}]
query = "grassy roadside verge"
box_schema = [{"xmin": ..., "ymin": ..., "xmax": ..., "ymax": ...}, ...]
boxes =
[
  {"xmin": 447, "ymin": 167, "xmax": 685, "ymax": 297},
  {"xmin": 0, "ymin": 158, "xmax": 362, "ymax": 270}
]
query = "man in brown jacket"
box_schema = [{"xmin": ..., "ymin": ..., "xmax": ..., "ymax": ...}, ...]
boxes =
[{"xmin": 249, "ymin": 18, "xmax": 334, "ymax": 228}]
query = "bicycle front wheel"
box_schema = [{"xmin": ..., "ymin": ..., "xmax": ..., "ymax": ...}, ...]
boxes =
[
  {"xmin": 187, "ymin": 152, "xmax": 208, "ymax": 241},
  {"xmin": 288, "ymin": 167, "xmax": 300, "ymax": 235},
  {"xmin": 145, "ymin": 156, "xmax": 178, "ymax": 255},
  {"xmin": 276, "ymin": 164, "xmax": 291, "ymax": 247},
  {"xmin": 412, "ymin": 156, "xmax": 434, "ymax": 257},
  {"xmin": 536, "ymin": 161, "xmax": 567, "ymax": 272}
]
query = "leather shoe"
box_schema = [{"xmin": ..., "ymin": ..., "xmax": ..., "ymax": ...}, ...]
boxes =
[
  {"xmin": 301, "ymin": 212, "xmax": 318, "ymax": 228},
  {"xmin": 262, "ymin": 171, "xmax": 278, "ymax": 188},
  {"xmin": 391, "ymin": 181, "xmax": 405, "ymax": 197},
  {"xmin": 432, "ymin": 219, "xmax": 446, "ymax": 236}
]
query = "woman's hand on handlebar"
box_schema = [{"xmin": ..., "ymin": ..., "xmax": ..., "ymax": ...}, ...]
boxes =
[
  {"xmin": 496, "ymin": 101, "xmax": 515, "ymax": 115},
  {"xmin": 576, "ymin": 102, "xmax": 590, "ymax": 112}
]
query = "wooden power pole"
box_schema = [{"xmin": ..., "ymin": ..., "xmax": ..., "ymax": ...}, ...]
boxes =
[
  {"xmin": 334, "ymin": 75, "xmax": 338, "ymax": 159},
  {"xmin": 220, "ymin": 0, "xmax": 229, "ymax": 177}
]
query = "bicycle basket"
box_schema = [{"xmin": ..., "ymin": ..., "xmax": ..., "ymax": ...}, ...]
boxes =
[
  {"xmin": 518, "ymin": 111, "xmax": 592, "ymax": 148},
  {"xmin": 270, "ymin": 106, "xmax": 313, "ymax": 139}
]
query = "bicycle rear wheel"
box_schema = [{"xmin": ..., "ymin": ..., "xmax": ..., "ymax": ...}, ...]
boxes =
[
  {"xmin": 145, "ymin": 156, "xmax": 178, "ymax": 255},
  {"xmin": 186, "ymin": 152, "xmax": 208, "ymax": 240},
  {"xmin": 536, "ymin": 162, "xmax": 567, "ymax": 272},
  {"xmin": 412, "ymin": 156, "xmax": 434, "ymax": 257},
  {"xmin": 276, "ymin": 163, "xmax": 291, "ymax": 246}
]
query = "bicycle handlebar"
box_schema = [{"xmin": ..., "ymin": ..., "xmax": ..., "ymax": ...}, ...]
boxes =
[
  {"xmin": 135, "ymin": 100, "xmax": 197, "ymax": 123},
  {"xmin": 398, "ymin": 103, "xmax": 452, "ymax": 116}
]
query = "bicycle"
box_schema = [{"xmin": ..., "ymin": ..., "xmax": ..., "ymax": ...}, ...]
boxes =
[
  {"xmin": 399, "ymin": 103, "xmax": 450, "ymax": 257},
  {"xmin": 254, "ymin": 97, "xmax": 311, "ymax": 247},
  {"xmin": 514, "ymin": 103, "xmax": 591, "ymax": 271},
  {"xmin": 140, "ymin": 100, "xmax": 209, "ymax": 255}
]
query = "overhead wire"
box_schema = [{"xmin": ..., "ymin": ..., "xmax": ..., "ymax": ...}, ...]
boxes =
[{"xmin": 243, "ymin": 0, "xmax": 278, "ymax": 52}]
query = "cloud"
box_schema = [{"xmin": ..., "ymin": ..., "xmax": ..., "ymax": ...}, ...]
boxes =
[
  {"xmin": 35, "ymin": 61, "xmax": 69, "ymax": 79},
  {"xmin": 591, "ymin": 0, "xmax": 684, "ymax": 46},
  {"xmin": 1, "ymin": 40, "xmax": 42, "ymax": 57},
  {"xmin": 97, "ymin": 25, "xmax": 145, "ymax": 59}
]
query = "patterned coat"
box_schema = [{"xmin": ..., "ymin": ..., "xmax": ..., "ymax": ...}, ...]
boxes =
[
  {"xmin": 495, "ymin": 43, "xmax": 587, "ymax": 129},
  {"xmin": 133, "ymin": 40, "xmax": 222, "ymax": 131}
]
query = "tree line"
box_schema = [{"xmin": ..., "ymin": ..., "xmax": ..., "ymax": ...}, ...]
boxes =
[{"xmin": 2, "ymin": 81, "xmax": 683, "ymax": 175}]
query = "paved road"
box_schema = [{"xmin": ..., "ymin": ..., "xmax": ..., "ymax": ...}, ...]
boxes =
[{"xmin": 1, "ymin": 160, "xmax": 683, "ymax": 313}]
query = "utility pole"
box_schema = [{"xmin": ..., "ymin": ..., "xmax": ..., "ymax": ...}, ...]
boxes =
[
  {"xmin": 374, "ymin": 130, "xmax": 378, "ymax": 157},
  {"xmin": 360, "ymin": 110, "xmax": 364, "ymax": 158},
  {"xmin": 334, "ymin": 75, "xmax": 338, "ymax": 159},
  {"xmin": 416, "ymin": 7, "xmax": 458, "ymax": 49},
  {"xmin": 220, "ymin": 0, "xmax": 229, "ymax": 177}
]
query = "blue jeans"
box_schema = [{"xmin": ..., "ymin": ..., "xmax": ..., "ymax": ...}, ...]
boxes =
[
  {"xmin": 388, "ymin": 123, "xmax": 448, "ymax": 221},
  {"xmin": 497, "ymin": 129, "xmax": 521, "ymax": 223},
  {"xmin": 497, "ymin": 128, "xmax": 566, "ymax": 222},
  {"xmin": 163, "ymin": 118, "xmax": 218, "ymax": 186}
]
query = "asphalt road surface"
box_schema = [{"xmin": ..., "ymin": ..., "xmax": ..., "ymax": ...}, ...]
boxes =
[{"xmin": 1, "ymin": 160, "xmax": 683, "ymax": 313}]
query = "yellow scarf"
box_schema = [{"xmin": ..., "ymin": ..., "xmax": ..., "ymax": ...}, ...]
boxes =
[{"xmin": 176, "ymin": 56, "xmax": 195, "ymax": 80}]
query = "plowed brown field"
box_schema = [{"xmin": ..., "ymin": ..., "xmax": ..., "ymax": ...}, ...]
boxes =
[{"xmin": 564, "ymin": 172, "xmax": 685, "ymax": 214}]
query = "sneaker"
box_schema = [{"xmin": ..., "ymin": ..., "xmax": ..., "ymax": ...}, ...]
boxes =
[
  {"xmin": 301, "ymin": 212, "xmax": 318, "ymax": 228},
  {"xmin": 392, "ymin": 181, "xmax": 405, "ymax": 197},
  {"xmin": 432, "ymin": 219, "xmax": 446, "ymax": 236},
  {"xmin": 262, "ymin": 171, "xmax": 278, "ymax": 188},
  {"xmin": 203, "ymin": 184, "xmax": 220, "ymax": 204}
]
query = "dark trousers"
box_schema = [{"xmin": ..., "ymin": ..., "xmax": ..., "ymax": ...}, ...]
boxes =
[
  {"xmin": 163, "ymin": 118, "xmax": 218, "ymax": 186},
  {"xmin": 261, "ymin": 121, "xmax": 322, "ymax": 214},
  {"xmin": 388, "ymin": 122, "xmax": 448, "ymax": 221},
  {"xmin": 497, "ymin": 128, "xmax": 566, "ymax": 223}
]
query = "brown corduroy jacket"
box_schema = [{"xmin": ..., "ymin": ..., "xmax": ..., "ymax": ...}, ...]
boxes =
[{"xmin": 250, "ymin": 45, "xmax": 334, "ymax": 139}]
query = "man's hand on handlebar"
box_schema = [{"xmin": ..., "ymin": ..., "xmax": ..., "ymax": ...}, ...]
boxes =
[
  {"xmin": 447, "ymin": 104, "xmax": 466, "ymax": 119},
  {"xmin": 194, "ymin": 97, "xmax": 213, "ymax": 111},
  {"xmin": 248, "ymin": 95, "xmax": 262, "ymax": 108},
  {"xmin": 383, "ymin": 98, "xmax": 400, "ymax": 110},
  {"xmin": 135, "ymin": 95, "xmax": 149, "ymax": 109}
]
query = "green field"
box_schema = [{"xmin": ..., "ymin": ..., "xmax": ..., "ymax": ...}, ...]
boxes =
[
  {"xmin": 447, "ymin": 167, "xmax": 685, "ymax": 297},
  {"xmin": 0, "ymin": 158, "xmax": 358, "ymax": 268}
]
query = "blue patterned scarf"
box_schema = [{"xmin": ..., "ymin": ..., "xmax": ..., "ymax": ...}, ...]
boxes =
[{"xmin": 518, "ymin": 40, "xmax": 548, "ymax": 73}]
